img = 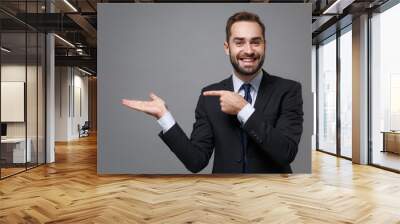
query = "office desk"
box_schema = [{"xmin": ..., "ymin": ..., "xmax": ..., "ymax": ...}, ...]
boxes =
[
  {"xmin": 381, "ymin": 131, "xmax": 400, "ymax": 154},
  {"xmin": 1, "ymin": 138, "xmax": 31, "ymax": 163}
]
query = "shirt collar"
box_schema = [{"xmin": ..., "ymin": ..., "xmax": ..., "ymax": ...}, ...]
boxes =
[{"xmin": 232, "ymin": 69, "xmax": 263, "ymax": 93}]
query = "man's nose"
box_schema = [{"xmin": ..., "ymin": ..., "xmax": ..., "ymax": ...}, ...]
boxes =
[{"xmin": 243, "ymin": 43, "xmax": 254, "ymax": 54}]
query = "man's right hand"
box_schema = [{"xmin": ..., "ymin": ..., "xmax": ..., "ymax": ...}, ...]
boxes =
[{"xmin": 122, "ymin": 93, "xmax": 168, "ymax": 119}]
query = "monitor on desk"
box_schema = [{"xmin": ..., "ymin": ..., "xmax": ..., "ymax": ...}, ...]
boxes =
[{"xmin": 1, "ymin": 123, "xmax": 7, "ymax": 138}]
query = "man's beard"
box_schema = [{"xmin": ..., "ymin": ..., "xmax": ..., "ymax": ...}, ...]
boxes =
[{"xmin": 229, "ymin": 50, "xmax": 265, "ymax": 76}]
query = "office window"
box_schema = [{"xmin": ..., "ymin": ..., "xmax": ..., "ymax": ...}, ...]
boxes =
[
  {"xmin": 371, "ymin": 2, "xmax": 400, "ymax": 171},
  {"xmin": 339, "ymin": 28, "xmax": 352, "ymax": 158},
  {"xmin": 317, "ymin": 35, "xmax": 337, "ymax": 154}
]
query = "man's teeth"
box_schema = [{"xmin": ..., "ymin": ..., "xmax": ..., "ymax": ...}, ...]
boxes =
[{"xmin": 241, "ymin": 58, "xmax": 255, "ymax": 62}]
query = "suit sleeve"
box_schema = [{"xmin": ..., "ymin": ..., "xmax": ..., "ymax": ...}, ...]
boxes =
[
  {"xmin": 158, "ymin": 91, "xmax": 214, "ymax": 173},
  {"xmin": 243, "ymin": 82, "xmax": 303, "ymax": 166}
]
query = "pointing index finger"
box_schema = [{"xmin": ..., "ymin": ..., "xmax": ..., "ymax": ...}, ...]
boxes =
[{"xmin": 203, "ymin": 90, "xmax": 226, "ymax": 96}]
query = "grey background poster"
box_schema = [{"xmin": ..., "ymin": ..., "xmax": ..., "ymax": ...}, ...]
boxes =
[{"xmin": 98, "ymin": 3, "xmax": 312, "ymax": 174}]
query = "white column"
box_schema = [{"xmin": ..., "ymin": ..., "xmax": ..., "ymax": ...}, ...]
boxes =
[
  {"xmin": 352, "ymin": 14, "xmax": 369, "ymax": 164},
  {"xmin": 46, "ymin": 1, "xmax": 55, "ymax": 163}
]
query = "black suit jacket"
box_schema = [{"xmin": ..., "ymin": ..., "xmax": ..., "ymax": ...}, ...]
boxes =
[{"xmin": 159, "ymin": 70, "xmax": 303, "ymax": 173}]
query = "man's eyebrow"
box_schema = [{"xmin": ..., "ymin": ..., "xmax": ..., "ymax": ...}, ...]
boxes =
[
  {"xmin": 232, "ymin": 37, "xmax": 245, "ymax": 41},
  {"xmin": 251, "ymin": 37, "xmax": 263, "ymax": 41},
  {"xmin": 232, "ymin": 37, "xmax": 264, "ymax": 41}
]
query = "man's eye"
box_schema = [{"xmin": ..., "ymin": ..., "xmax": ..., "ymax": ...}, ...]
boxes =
[{"xmin": 235, "ymin": 42, "xmax": 244, "ymax": 46}]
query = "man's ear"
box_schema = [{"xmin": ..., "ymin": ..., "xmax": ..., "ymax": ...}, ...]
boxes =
[{"xmin": 223, "ymin": 41, "xmax": 229, "ymax": 56}]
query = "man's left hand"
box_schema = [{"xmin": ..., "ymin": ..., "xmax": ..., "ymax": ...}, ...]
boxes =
[{"xmin": 203, "ymin": 90, "xmax": 248, "ymax": 115}]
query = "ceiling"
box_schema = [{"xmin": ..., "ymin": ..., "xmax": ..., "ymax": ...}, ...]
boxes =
[{"xmin": 0, "ymin": 0, "xmax": 391, "ymax": 75}]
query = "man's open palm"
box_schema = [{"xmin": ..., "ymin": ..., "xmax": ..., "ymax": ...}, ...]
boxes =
[{"xmin": 122, "ymin": 93, "xmax": 167, "ymax": 119}]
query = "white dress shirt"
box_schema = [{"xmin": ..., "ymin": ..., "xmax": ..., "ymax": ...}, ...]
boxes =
[{"xmin": 157, "ymin": 70, "xmax": 263, "ymax": 133}]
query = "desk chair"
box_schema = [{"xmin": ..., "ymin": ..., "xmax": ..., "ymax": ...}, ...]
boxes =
[{"xmin": 78, "ymin": 121, "xmax": 90, "ymax": 138}]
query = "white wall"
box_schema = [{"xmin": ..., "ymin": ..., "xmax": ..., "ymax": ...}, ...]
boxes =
[
  {"xmin": 55, "ymin": 66, "xmax": 89, "ymax": 141},
  {"xmin": 71, "ymin": 72, "xmax": 89, "ymax": 138},
  {"xmin": 55, "ymin": 66, "xmax": 70, "ymax": 141},
  {"xmin": 1, "ymin": 65, "xmax": 26, "ymax": 131},
  {"xmin": 1, "ymin": 63, "xmax": 46, "ymax": 164},
  {"xmin": 1, "ymin": 64, "xmax": 39, "ymax": 138}
]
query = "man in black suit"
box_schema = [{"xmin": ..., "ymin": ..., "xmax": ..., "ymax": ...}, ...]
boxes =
[{"xmin": 122, "ymin": 11, "xmax": 303, "ymax": 173}]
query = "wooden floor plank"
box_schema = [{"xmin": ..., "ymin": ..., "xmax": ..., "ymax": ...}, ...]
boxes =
[{"xmin": 0, "ymin": 134, "xmax": 400, "ymax": 223}]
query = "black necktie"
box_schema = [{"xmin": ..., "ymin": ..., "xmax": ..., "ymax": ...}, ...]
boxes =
[
  {"xmin": 239, "ymin": 83, "xmax": 252, "ymax": 173},
  {"xmin": 241, "ymin": 83, "xmax": 253, "ymax": 104}
]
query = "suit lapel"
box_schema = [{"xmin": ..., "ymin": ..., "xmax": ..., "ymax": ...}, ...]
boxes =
[
  {"xmin": 220, "ymin": 75, "xmax": 234, "ymax": 91},
  {"xmin": 253, "ymin": 70, "xmax": 275, "ymax": 112},
  {"xmin": 220, "ymin": 75, "xmax": 242, "ymax": 139},
  {"xmin": 220, "ymin": 76, "xmax": 238, "ymax": 122}
]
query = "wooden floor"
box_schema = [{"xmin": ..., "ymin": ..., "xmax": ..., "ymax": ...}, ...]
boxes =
[
  {"xmin": 1, "ymin": 135, "xmax": 400, "ymax": 223},
  {"xmin": 372, "ymin": 150, "xmax": 400, "ymax": 171},
  {"xmin": 0, "ymin": 167, "xmax": 26, "ymax": 178}
]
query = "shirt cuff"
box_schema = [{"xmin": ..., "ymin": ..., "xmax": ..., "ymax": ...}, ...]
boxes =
[
  {"xmin": 237, "ymin": 103, "xmax": 255, "ymax": 125},
  {"xmin": 157, "ymin": 111, "xmax": 176, "ymax": 133}
]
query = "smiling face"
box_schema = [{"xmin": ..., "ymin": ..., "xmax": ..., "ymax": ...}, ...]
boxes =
[{"xmin": 224, "ymin": 21, "xmax": 266, "ymax": 77}]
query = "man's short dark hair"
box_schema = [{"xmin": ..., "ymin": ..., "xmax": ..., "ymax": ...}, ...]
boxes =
[{"xmin": 225, "ymin": 11, "xmax": 266, "ymax": 42}]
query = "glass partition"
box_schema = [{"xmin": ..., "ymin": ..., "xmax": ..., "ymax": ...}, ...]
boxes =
[
  {"xmin": 27, "ymin": 30, "xmax": 38, "ymax": 169},
  {"xmin": 38, "ymin": 32, "xmax": 45, "ymax": 165},
  {"xmin": 1, "ymin": 31, "xmax": 28, "ymax": 177},
  {"xmin": 0, "ymin": 1, "xmax": 46, "ymax": 179}
]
